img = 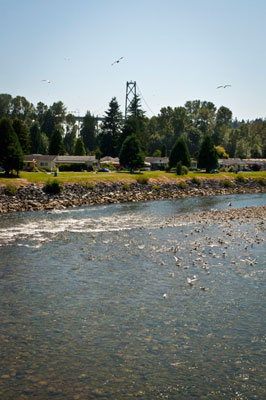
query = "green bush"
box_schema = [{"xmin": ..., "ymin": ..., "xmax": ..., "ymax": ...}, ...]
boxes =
[
  {"xmin": 122, "ymin": 183, "xmax": 130, "ymax": 191},
  {"xmin": 191, "ymin": 176, "xmax": 201, "ymax": 186},
  {"xmin": 255, "ymin": 177, "xmax": 266, "ymax": 186},
  {"xmin": 176, "ymin": 161, "xmax": 188, "ymax": 176},
  {"xmin": 101, "ymin": 163, "xmax": 116, "ymax": 171},
  {"xmin": 235, "ymin": 174, "xmax": 246, "ymax": 183},
  {"xmin": 5, "ymin": 184, "xmax": 17, "ymax": 196},
  {"xmin": 43, "ymin": 179, "xmax": 65, "ymax": 194},
  {"xmin": 57, "ymin": 163, "xmax": 91, "ymax": 172},
  {"xmin": 222, "ymin": 179, "xmax": 234, "ymax": 188},
  {"xmin": 82, "ymin": 182, "xmax": 95, "ymax": 190},
  {"xmin": 152, "ymin": 184, "xmax": 160, "ymax": 190},
  {"xmin": 178, "ymin": 181, "xmax": 187, "ymax": 189},
  {"xmin": 136, "ymin": 176, "xmax": 149, "ymax": 184}
]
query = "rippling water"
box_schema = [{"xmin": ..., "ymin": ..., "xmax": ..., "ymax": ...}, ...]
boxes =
[{"xmin": 0, "ymin": 193, "xmax": 265, "ymax": 399}]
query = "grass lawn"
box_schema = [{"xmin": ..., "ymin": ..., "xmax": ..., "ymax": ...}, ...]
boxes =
[{"xmin": 0, "ymin": 170, "xmax": 266, "ymax": 187}]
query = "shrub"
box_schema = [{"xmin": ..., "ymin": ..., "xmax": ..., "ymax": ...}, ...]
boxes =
[
  {"xmin": 235, "ymin": 174, "xmax": 246, "ymax": 183},
  {"xmin": 152, "ymin": 184, "xmax": 160, "ymax": 190},
  {"xmin": 5, "ymin": 184, "xmax": 17, "ymax": 196},
  {"xmin": 176, "ymin": 161, "xmax": 188, "ymax": 175},
  {"xmin": 165, "ymin": 165, "xmax": 171, "ymax": 172},
  {"xmin": 255, "ymin": 177, "xmax": 266, "ymax": 186},
  {"xmin": 178, "ymin": 181, "xmax": 187, "ymax": 189},
  {"xmin": 82, "ymin": 182, "xmax": 95, "ymax": 190},
  {"xmin": 101, "ymin": 163, "xmax": 116, "ymax": 171},
  {"xmin": 222, "ymin": 179, "xmax": 234, "ymax": 188},
  {"xmin": 43, "ymin": 179, "xmax": 64, "ymax": 194},
  {"xmin": 136, "ymin": 176, "xmax": 149, "ymax": 184},
  {"xmin": 122, "ymin": 183, "xmax": 130, "ymax": 191},
  {"xmin": 228, "ymin": 166, "xmax": 235, "ymax": 172},
  {"xmin": 57, "ymin": 163, "xmax": 89, "ymax": 172},
  {"xmin": 191, "ymin": 176, "xmax": 201, "ymax": 186}
]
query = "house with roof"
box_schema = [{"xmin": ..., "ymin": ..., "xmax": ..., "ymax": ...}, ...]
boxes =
[
  {"xmin": 145, "ymin": 157, "xmax": 169, "ymax": 170},
  {"xmin": 24, "ymin": 154, "xmax": 99, "ymax": 171},
  {"xmin": 55, "ymin": 155, "xmax": 98, "ymax": 169},
  {"xmin": 24, "ymin": 154, "xmax": 57, "ymax": 171},
  {"xmin": 218, "ymin": 158, "xmax": 266, "ymax": 171}
]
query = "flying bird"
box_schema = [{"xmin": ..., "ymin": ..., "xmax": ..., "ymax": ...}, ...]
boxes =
[
  {"xmin": 216, "ymin": 84, "xmax": 232, "ymax": 89},
  {"xmin": 111, "ymin": 56, "xmax": 123, "ymax": 66},
  {"xmin": 42, "ymin": 79, "xmax": 51, "ymax": 83}
]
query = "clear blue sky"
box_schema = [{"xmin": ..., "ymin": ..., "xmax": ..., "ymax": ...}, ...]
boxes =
[{"xmin": 1, "ymin": 0, "xmax": 266, "ymax": 120}]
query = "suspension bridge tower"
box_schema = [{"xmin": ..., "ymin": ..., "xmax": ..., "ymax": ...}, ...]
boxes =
[{"xmin": 125, "ymin": 81, "xmax": 136, "ymax": 118}]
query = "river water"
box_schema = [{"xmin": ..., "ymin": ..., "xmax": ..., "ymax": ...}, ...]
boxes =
[{"xmin": 0, "ymin": 193, "xmax": 265, "ymax": 399}]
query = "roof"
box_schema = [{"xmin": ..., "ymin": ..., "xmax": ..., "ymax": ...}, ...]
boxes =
[
  {"xmin": 145, "ymin": 157, "xmax": 169, "ymax": 164},
  {"xmin": 100, "ymin": 156, "xmax": 120, "ymax": 163},
  {"xmin": 55, "ymin": 155, "xmax": 96, "ymax": 163},
  {"xmin": 24, "ymin": 154, "xmax": 57, "ymax": 162},
  {"xmin": 219, "ymin": 158, "xmax": 266, "ymax": 166},
  {"xmin": 218, "ymin": 158, "xmax": 241, "ymax": 165}
]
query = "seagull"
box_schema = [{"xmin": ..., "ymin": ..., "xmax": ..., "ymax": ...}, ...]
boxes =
[
  {"xmin": 216, "ymin": 84, "xmax": 232, "ymax": 89},
  {"xmin": 187, "ymin": 275, "xmax": 197, "ymax": 286},
  {"xmin": 111, "ymin": 56, "xmax": 123, "ymax": 66},
  {"xmin": 42, "ymin": 79, "xmax": 51, "ymax": 83}
]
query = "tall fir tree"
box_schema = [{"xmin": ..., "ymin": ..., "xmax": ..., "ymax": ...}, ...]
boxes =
[
  {"xmin": 169, "ymin": 136, "xmax": 191, "ymax": 168},
  {"xmin": 100, "ymin": 97, "xmax": 123, "ymax": 157},
  {"xmin": 119, "ymin": 134, "xmax": 145, "ymax": 170},
  {"xmin": 0, "ymin": 117, "xmax": 24, "ymax": 175},
  {"xmin": 74, "ymin": 137, "xmax": 86, "ymax": 156},
  {"xmin": 80, "ymin": 112, "xmax": 96, "ymax": 153},
  {"xmin": 12, "ymin": 118, "xmax": 30, "ymax": 154},
  {"xmin": 49, "ymin": 125, "xmax": 65, "ymax": 155},
  {"xmin": 198, "ymin": 134, "xmax": 218, "ymax": 172}
]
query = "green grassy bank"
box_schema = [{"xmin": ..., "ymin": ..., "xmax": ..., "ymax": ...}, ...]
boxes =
[{"xmin": 0, "ymin": 170, "xmax": 266, "ymax": 186}]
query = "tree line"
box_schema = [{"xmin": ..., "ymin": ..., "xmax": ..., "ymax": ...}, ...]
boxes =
[{"xmin": 0, "ymin": 93, "xmax": 265, "ymax": 175}]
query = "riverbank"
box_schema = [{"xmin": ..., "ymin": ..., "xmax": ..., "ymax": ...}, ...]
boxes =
[{"xmin": 0, "ymin": 177, "xmax": 265, "ymax": 213}]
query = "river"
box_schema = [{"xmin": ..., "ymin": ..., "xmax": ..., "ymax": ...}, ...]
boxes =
[{"xmin": 0, "ymin": 193, "xmax": 265, "ymax": 399}]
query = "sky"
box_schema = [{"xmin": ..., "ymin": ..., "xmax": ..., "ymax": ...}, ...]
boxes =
[{"xmin": 1, "ymin": 0, "xmax": 266, "ymax": 121}]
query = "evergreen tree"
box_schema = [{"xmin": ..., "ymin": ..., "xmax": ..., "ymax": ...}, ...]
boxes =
[
  {"xmin": 120, "ymin": 95, "xmax": 148, "ymax": 153},
  {"xmin": 64, "ymin": 130, "xmax": 76, "ymax": 155},
  {"xmin": 30, "ymin": 122, "xmax": 42, "ymax": 153},
  {"xmin": 49, "ymin": 125, "xmax": 65, "ymax": 155},
  {"xmin": 0, "ymin": 117, "xmax": 24, "ymax": 175},
  {"xmin": 80, "ymin": 112, "xmax": 96, "ymax": 153},
  {"xmin": 100, "ymin": 97, "xmax": 123, "ymax": 157},
  {"xmin": 74, "ymin": 137, "xmax": 86, "ymax": 155},
  {"xmin": 169, "ymin": 137, "xmax": 191, "ymax": 168},
  {"xmin": 12, "ymin": 118, "xmax": 30, "ymax": 154},
  {"xmin": 119, "ymin": 135, "xmax": 145, "ymax": 170},
  {"xmin": 198, "ymin": 134, "xmax": 218, "ymax": 172}
]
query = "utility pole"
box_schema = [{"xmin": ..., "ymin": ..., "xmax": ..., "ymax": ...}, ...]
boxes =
[{"xmin": 125, "ymin": 81, "xmax": 136, "ymax": 118}]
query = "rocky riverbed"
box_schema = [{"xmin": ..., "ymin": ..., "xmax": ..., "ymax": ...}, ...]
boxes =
[{"xmin": 0, "ymin": 178, "xmax": 265, "ymax": 213}]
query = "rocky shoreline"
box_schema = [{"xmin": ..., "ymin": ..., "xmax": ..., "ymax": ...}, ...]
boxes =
[{"xmin": 0, "ymin": 177, "xmax": 265, "ymax": 214}]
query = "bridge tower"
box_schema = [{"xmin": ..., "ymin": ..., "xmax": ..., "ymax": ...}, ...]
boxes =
[{"xmin": 125, "ymin": 81, "xmax": 136, "ymax": 118}]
